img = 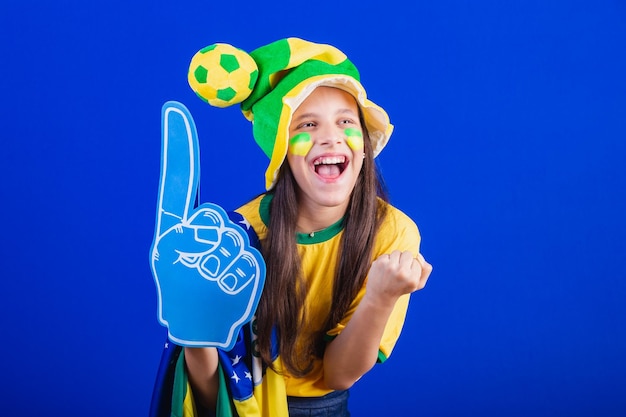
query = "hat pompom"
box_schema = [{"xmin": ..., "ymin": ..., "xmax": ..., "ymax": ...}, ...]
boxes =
[{"xmin": 188, "ymin": 43, "xmax": 259, "ymax": 108}]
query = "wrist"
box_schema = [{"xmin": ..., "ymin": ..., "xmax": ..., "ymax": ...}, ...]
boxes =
[{"xmin": 361, "ymin": 291, "xmax": 397, "ymax": 315}]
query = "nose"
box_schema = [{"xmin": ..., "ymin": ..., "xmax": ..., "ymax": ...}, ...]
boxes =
[{"xmin": 316, "ymin": 125, "xmax": 344, "ymax": 147}]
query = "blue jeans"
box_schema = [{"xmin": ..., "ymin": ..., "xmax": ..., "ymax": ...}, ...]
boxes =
[{"xmin": 287, "ymin": 390, "xmax": 350, "ymax": 417}]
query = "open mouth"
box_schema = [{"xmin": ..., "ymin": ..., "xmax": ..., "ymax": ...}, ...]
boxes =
[{"xmin": 313, "ymin": 155, "xmax": 347, "ymax": 179}]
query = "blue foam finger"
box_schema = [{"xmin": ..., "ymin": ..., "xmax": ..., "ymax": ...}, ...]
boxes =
[{"xmin": 150, "ymin": 101, "xmax": 266, "ymax": 350}]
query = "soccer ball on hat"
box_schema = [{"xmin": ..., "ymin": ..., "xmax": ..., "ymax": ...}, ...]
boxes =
[{"xmin": 188, "ymin": 43, "xmax": 259, "ymax": 108}]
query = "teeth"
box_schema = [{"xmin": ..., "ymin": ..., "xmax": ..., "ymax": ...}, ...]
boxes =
[{"xmin": 314, "ymin": 156, "xmax": 346, "ymax": 165}]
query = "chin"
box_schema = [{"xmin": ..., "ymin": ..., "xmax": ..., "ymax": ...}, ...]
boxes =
[{"xmin": 315, "ymin": 190, "xmax": 353, "ymax": 208}]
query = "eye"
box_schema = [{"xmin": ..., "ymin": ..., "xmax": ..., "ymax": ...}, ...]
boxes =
[
  {"xmin": 297, "ymin": 121, "xmax": 316, "ymax": 129},
  {"xmin": 339, "ymin": 118, "xmax": 356, "ymax": 126}
]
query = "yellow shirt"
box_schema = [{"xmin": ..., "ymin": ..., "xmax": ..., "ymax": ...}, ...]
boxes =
[{"xmin": 236, "ymin": 194, "xmax": 421, "ymax": 397}]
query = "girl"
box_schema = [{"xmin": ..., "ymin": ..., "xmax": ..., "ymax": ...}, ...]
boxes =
[{"xmin": 183, "ymin": 38, "xmax": 432, "ymax": 416}]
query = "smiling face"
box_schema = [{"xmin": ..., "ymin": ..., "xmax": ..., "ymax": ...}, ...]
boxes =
[{"xmin": 286, "ymin": 86, "xmax": 365, "ymax": 228}]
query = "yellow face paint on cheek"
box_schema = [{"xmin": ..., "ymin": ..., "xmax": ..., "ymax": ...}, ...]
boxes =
[
  {"xmin": 345, "ymin": 128, "xmax": 364, "ymax": 151},
  {"xmin": 288, "ymin": 132, "xmax": 313, "ymax": 156}
]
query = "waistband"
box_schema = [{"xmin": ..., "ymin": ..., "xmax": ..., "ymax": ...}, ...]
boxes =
[{"xmin": 287, "ymin": 389, "xmax": 349, "ymax": 409}]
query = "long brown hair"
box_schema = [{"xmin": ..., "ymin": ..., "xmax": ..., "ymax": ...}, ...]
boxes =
[{"xmin": 255, "ymin": 124, "xmax": 389, "ymax": 376}]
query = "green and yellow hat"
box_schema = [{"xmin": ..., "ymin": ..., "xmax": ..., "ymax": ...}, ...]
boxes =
[{"xmin": 188, "ymin": 37, "xmax": 393, "ymax": 190}]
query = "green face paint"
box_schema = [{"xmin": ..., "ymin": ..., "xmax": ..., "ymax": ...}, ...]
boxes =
[
  {"xmin": 288, "ymin": 132, "xmax": 313, "ymax": 156},
  {"xmin": 345, "ymin": 128, "xmax": 364, "ymax": 151}
]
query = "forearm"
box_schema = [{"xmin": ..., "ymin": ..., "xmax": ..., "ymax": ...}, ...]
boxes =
[
  {"xmin": 184, "ymin": 347, "xmax": 220, "ymax": 412},
  {"xmin": 324, "ymin": 246, "xmax": 431, "ymax": 390},
  {"xmin": 323, "ymin": 294, "xmax": 397, "ymax": 390}
]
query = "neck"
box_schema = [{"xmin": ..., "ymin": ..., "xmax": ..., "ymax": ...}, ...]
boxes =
[{"xmin": 296, "ymin": 203, "xmax": 347, "ymax": 234}]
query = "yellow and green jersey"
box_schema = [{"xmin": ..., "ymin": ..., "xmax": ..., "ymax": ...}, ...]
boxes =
[{"xmin": 236, "ymin": 193, "xmax": 421, "ymax": 398}]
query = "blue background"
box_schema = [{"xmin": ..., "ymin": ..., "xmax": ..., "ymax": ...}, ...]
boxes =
[{"xmin": 1, "ymin": 1, "xmax": 625, "ymax": 416}]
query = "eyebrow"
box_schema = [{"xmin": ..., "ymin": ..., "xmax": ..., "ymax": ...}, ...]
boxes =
[{"xmin": 292, "ymin": 108, "xmax": 358, "ymax": 123}]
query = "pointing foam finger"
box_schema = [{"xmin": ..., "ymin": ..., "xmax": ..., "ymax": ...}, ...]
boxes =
[{"xmin": 155, "ymin": 102, "xmax": 201, "ymax": 236}]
